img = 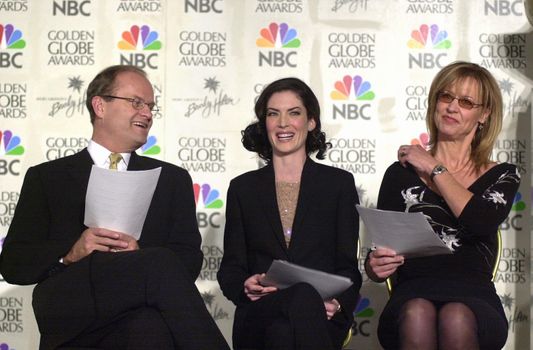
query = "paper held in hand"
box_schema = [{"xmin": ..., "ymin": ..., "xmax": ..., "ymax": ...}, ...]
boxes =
[
  {"xmin": 84, "ymin": 166, "xmax": 161, "ymax": 240},
  {"xmin": 261, "ymin": 260, "xmax": 353, "ymax": 300},
  {"xmin": 356, "ymin": 205, "xmax": 453, "ymax": 259}
]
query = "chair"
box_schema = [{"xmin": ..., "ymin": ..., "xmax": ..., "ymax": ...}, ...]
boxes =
[
  {"xmin": 342, "ymin": 238, "xmax": 361, "ymax": 348},
  {"xmin": 385, "ymin": 229, "xmax": 502, "ymax": 295}
]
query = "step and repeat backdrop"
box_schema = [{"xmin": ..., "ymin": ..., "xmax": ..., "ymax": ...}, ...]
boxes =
[{"xmin": 1, "ymin": 0, "xmax": 532, "ymax": 349}]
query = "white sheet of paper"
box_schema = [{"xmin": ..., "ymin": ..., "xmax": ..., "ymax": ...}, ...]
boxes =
[
  {"xmin": 261, "ymin": 260, "xmax": 353, "ymax": 300},
  {"xmin": 356, "ymin": 205, "xmax": 453, "ymax": 258},
  {"xmin": 84, "ymin": 166, "xmax": 161, "ymax": 240}
]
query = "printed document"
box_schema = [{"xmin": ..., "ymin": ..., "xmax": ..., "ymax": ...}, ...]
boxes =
[
  {"xmin": 84, "ymin": 166, "xmax": 161, "ymax": 240},
  {"xmin": 356, "ymin": 205, "xmax": 453, "ymax": 258},
  {"xmin": 262, "ymin": 260, "xmax": 353, "ymax": 300}
]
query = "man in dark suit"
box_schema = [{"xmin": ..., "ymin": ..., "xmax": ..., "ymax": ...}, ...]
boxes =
[{"xmin": 0, "ymin": 65, "xmax": 229, "ymax": 350}]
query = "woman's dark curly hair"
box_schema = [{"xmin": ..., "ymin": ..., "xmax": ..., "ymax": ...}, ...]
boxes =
[{"xmin": 242, "ymin": 77, "xmax": 331, "ymax": 161}]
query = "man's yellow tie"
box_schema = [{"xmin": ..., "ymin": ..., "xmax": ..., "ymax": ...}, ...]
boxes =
[{"xmin": 108, "ymin": 153, "xmax": 123, "ymax": 170}]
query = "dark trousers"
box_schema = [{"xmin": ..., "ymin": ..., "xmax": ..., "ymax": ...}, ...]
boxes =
[
  {"xmin": 232, "ymin": 283, "xmax": 348, "ymax": 350},
  {"xmin": 34, "ymin": 247, "xmax": 229, "ymax": 350}
]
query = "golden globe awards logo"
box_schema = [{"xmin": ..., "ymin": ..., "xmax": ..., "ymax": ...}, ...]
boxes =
[
  {"xmin": 0, "ymin": 297, "xmax": 24, "ymax": 333},
  {"xmin": 0, "ymin": 0, "xmax": 28, "ymax": 11},
  {"xmin": 47, "ymin": 30, "xmax": 95, "ymax": 65},
  {"xmin": 493, "ymin": 139, "xmax": 527, "ymax": 174},
  {"xmin": 497, "ymin": 247, "xmax": 526, "ymax": 284},
  {"xmin": 0, "ymin": 82, "xmax": 26, "ymax": 119},
  {"xmin": 116, "ymin": 0, "xmax": 162, "ymax": 12},
  {"xmin": 199, "ymin": 246, "xmax": 223, "ymax": 281},
  {"xmin": 254, "ymin": 0, "xmax": 303, "ymax": 13},
  {"xmin": 45, "ymin": 137, "xmax": 89, "ymax": 160},
  {"xmin": 0, "ymin": 191, "xmax": 18, "ymax": 227},
  {"xmin": 404, "ymin": 85, "xmax": 429, "ymax": 121},
  {"xmin": 178, "ymin": 31, "xmax": 226, "ymax": 67},
  {"xmin": 405, "ymin": 0, "xmax": 453, "ymax": 14},
  {"xmin": 478, "ymin": 33, "xmax": 525, "ymax": 69},
  {"xmin": 327, "ymin": 32, "xmax": 376, "ymax": 69},
  {"xmin": 327, "ymin": 138, "xmax": 376, "ymax": 174},
  {"xmin": 178, "ymin": 137, "xmax": 226, "ymax": 173}
]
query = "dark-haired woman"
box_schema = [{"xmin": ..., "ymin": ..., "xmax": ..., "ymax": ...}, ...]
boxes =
[{"xmin": 218, "ymin": 77, "xmax": 361, "ymax": 350}]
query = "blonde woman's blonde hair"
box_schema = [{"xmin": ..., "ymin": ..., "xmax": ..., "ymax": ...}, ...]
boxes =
[{"xmin": 426, "ymin": 61, "xmax": 503, "ymax": 171}]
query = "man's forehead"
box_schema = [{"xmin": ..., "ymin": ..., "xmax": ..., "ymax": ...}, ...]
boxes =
[{"xmin": 114, "ymin": 72, "xmax": 153, "ymax": 94}]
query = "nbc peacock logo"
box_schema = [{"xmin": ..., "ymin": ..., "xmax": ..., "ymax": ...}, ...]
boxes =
[
  {"xmin": 330, "ymin": 75, "xmax": 375, "ymax": 101},
  {"xmin": 511, "ymin": 192, "xmax": 525, "ymax": 212},
  {"xmin": 118, "ymin": 25, "xmax": 161, "ymax": 69},
  {"xmin": 352, "ymin": 297, "xmax": 374, "ymax": 337},
  {"xmin": 354, "ymin": 297, "xmax": 375, "ymax": 318},
  {"xmin": 410, "ymin": 132, "xmax": 430, "ymax": 150},
  {"xmin": 0, "ymin": 130, "xmax": 24, "ymax": 156},
  {"xmin": 256, "ymin": 22, "xmax": 301, "ymax": 48},
  {"xmin": 0, "ymin": 24, "xmax": 26, "ymax": 50},
  {"xmin": 407, "ymin": 24, "xmax": 451, "ymax": 69},
  {"xmin": 0, "ymin": 130, "xmax": 24, "ymax": 175},
  {"xmin": 0, "ymin": 342, "xmax": 14, "ymax": 350},
  {"xmin": 407, "ymin": 24, "xmax": 451, "ymax": 49},
  {"xmin": 257, "ymin": 22, "xmax": 300, "ymax": 67},
  {"xmin": 500, "ymin": 191, "xmax": 525, "ymax": 232},
  {"xmin": 194, "ymin": 183, "xmax": 223, "ymax": 209},
  {"xmin": 194, "ymin": 183, "xmax": 223, "ymax": 229},
  {"xmin": 118, "ymin": 25, "xmax": 162, "ymax": 50},
  {"xmin": 141, "ymin": 135, "xmax": 161, "ymax": 155},
  {"xmin": 330, "ymin": 75, "xmax": 375, "ymax": 120},
  {"xmin": 0, "ymin": 24, "xmax": 25, "ymax": 68}
]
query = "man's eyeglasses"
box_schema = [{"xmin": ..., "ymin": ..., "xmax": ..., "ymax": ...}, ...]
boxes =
[
  {"xmin": 437, "ymin": 91, "xmax": 483, "ymax": 110},
  {"xmin": 101, "ymin": 95, "xmax": 159, "ymax": 112}
]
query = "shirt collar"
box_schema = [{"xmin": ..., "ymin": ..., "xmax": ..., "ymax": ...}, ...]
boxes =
[{"xmin": 87, "ymin": 140, "xmax": 131, "ymax": 170}]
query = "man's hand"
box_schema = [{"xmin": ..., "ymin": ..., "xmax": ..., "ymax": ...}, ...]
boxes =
[{"xmin": 63, "ymin": 228, "xmax": 138, "ymax": 265}]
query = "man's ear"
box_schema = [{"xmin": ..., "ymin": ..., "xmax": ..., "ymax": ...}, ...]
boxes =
[{"xmin": 92, "ymin": 96, "xmax": 105, "ymax": 120}]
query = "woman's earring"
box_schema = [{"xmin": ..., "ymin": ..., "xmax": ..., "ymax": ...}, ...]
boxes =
[{"xmin": 477, "ymin": 122, "xmax": 484, "ymax": 131}]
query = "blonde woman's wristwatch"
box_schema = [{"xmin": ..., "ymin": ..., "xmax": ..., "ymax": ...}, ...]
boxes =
[{"xmin": 430, "ymin": 164, "xmax": 448, "ymax": 181}]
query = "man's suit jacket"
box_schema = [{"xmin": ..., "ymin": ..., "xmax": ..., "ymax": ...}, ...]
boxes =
[
  {"xmin": 0, "ymin": 148, "xmax": 202, "ymax": 347},
  {"xmin": 217, "ymin": 159, "xmax": 362, "ymax": 325}
]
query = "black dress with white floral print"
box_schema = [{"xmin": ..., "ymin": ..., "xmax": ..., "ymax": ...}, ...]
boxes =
[{"xmin": 375, "ymin": 161, "xmax": 520, "ymax": 350}]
